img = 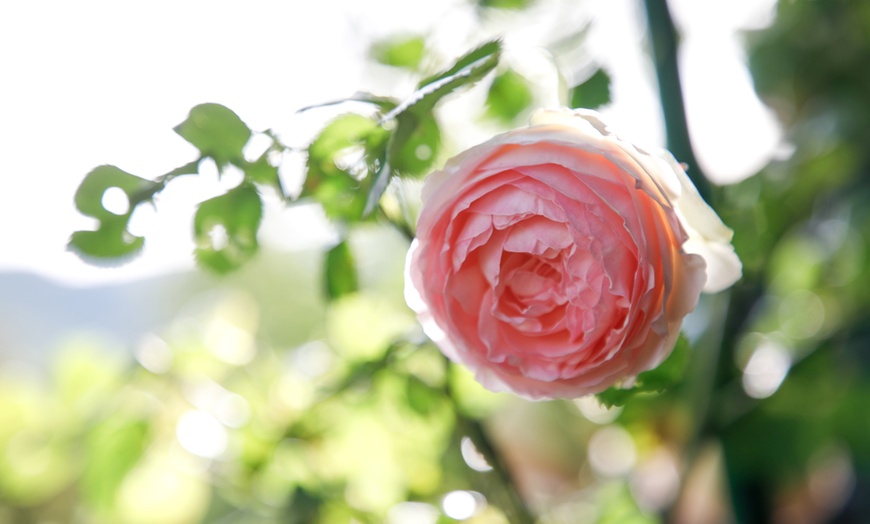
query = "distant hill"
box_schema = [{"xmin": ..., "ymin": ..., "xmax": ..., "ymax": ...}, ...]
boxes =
[
  {"xmin": 0, "ymin": 235, "xmax": 407, "ymax": 368},
  {"xmin": 0, "ymin": 271, "xmax": 193, "ymax": 364}
]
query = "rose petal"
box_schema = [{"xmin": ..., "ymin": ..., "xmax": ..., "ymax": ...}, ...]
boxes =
[{"xmin": 405, "ymin": 108, "xmax": 740, "ymax": 400}]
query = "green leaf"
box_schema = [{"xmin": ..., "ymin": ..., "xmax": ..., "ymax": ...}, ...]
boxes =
[
  {"xmin": 362, "ymin": 151, "xmax": 391, "ymax": 217},
  {"xmin": 595, "ymin": 482, "xmax": 659, "ymax": 524},
  {"xmin": 570, "ymin": 67, "xmax": 612, "ymax": 110},
  {"xmin": 371, "ymin": 35, "xmax": 426, "ymax": 70},
  {"xmin": 193, "ymin": 183, "xmax": 263, "ymax": 273},
  {"xmin": 244, "ymin": 154, "xmax": 284, "ymax": 197},
  {"xmin": 478, "ymin": 0, "xmax": 533, "ymax": 8},
  {"xmin": 406, "ymin": 375, "xmax": 442, "ymax": 416},
  {"xmin": 636, "ymin": 333, "xmax": 690, "ymax": 390},
  {"xmin": 307, "ymin": 114, "xmax": 380, "ymax": 180},
  {"xmin": 325, "ymin": 240, "xmax": 359, "ymax": 300},
  {"xmin": 485, "ymin": 69, "xmax": 534, "ymax": 123},
  {"xmin": 303, "ymin": 42, "xmax": 502, "ymax": 220},
  {"xmin": 286, "ymin": 487, "xmax": 323, "ymax": 524},
  {"xmin": 597, "ymin": 334, "xmax": 690, "ymax": 408},
  {"xmin": 174, "ymin": 103, "xmax": 251, "ymax": 167},
  {"xmin": 389, "ymin": 109, "xmax": 441, "ymax": 177},
  {"xmin": 297, "ymin": 93, "xmax": 399, "ymax": 114},
  {"xmin": 304, "ymin": 113, "xmax": 390, "ymax": 221},
  {"xmin": 69, "ymin": 165, "xmax": 161, "ymax": 260},
  {"xmin": 159, "ymin": 160, "xmax": 201, "ymax": 180},
  {"xmin": 402, "ymin": 39, "xmax": 502, "ymax": 114},
  {"xmin": 81, "ymin": 419, "xmax": 150, "ymax": 512}
]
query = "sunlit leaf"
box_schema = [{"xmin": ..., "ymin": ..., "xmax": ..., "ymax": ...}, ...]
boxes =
[
  {"xmin": 570, "ymin": 67, "xmax": 612, "ymax": 109},
  {"xmin": 327, "ymin": 295, "xmax": 413, "ymax": 362},
  {"xmin": 69, "ymin": 165, "xmax": 160, "ymax": 260},
  {"xmin": 478, "ymin": 0, "xmax": 533, "ymax": 9},
  {"xmin": 448, "ymin": 363, "xmax": 510, "ymax": 418},
  {"xmin": 82, "ymin": 419, "xmax": 150, "ymax": 511},
  {"xmin": 597, "ymin": 334, "xmax": 690, "ymax": 408},
  {"xmin": 406, "ymin": 376, "xmax": 442, "ymax": 416},
  {"xmin": 174, "ymin": 103, "xmax": 251, "ymax": 167},
  {"xmin": 389, "ymin": 109, "xmax": 441, "ymax": 177},
  {"xmin": 355, "ymin": 40, "xmax": 501, "ymax": 212},
  {"xmin": 485, "ymin": 69, "xmax": 534, "ymax": 123},
  {"xmin": 401, "ymin": 39, "xmax": 502, "ymax": 114},
  {"xmin": 325, "ymin": 240, "xmax": 359, "ymax": 300},
  {"xmin": 54, "ymin": 344, "xmax": 125, "ymax": 409},
  {"xmin": 70, "ymin": 221, "xmax": 144, "ymax": 262},
  {"xmin": 363, "ymin": 154, "xmax": 391, "ymax": 218},
  {"xmin": 307, "ymin": 114, "xmax": 381, "ymax": 180},
  {"xmin": 244, "ymin": 154, "xmax": 284, "ymax": 197},
  {"xmin": 304, "ymin": 113, "xmax": 390, "ymax": 221},
  {"xmin": 595, "ymin": 482, "xmax": 659, "ymax": 524},
  {"xmin": 0, "ymin": 432, "xmax": 74, "ymax": 505},
  {"xmin": 371, "ymin": 35, "xmax": 426, "ymax": 71},
  {"xmin": 113, "ymin": 453, "xmax": 210, "ymax": 522},
  {"xmin": 193, "ymin": 183, "xmax": 263, "ymax": 273},
  {"xmin": 286, "ymin": 487, "xmax": 323, "ymax": 524}
]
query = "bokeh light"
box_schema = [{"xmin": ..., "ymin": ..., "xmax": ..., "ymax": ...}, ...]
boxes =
[
  {"xmin": 441, "ymin": 490, "xmax": 486, "ymax": 520},
  {"xmin": 461, "ymin": 436, "xmax": 494, "ymax": 472},
  {"xmin": 741, "ymin": 339, "xmax": 791, "ymax": 399},
  {"xmin": 574, "ymin": 395, "xmax": 622, "ymax": 424},
  {"xmin": 176, "ymin": 410, "xmax": 228, "ymax": 459},
  {"xmin": 588, "ymin": 425, "xmax": 637, "ymax": 478}
]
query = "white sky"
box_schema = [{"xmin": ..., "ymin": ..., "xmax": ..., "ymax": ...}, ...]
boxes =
[{"xmin": 0, "ymin": 0, "xmax": 781, "ymax": 287}]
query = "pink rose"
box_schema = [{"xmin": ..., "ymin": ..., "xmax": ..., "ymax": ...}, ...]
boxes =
[{"xmin": 405, "ymin": 108, "xmax": 741, "ymax": 400}]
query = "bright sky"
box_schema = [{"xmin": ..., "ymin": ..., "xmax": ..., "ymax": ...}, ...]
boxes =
[{"xmin": 0, "ymin": 0, "xmax": 781, "ymax": 287}]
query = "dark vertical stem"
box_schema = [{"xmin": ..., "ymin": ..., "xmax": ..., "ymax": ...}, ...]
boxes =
[
  {"xmin": 442, "ymin": 362, "xmax": 535, "ymax": 524},
  {"xmin": 642, "ymin": 0, "xmax": 724, "ymax": 442},
  {"xmin": 457, "ymin": 415, "xmax": 536, "ymax": 524},
  {"xmin": 642, "ymin": 0, "xmax": 712, "ymax": 201},
  {"xmin": 642, "ymin": 3, "xmax": 769, "ymax": 522}
]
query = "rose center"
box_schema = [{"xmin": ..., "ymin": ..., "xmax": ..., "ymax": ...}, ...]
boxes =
[{"xmin": 493, "ymin": 252, "xmax": 568, "ymax": 331}]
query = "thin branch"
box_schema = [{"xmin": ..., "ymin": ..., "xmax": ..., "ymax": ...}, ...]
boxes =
[
  {"xmin": 456, "ymin": 414, "xmax": 537, "ymax": 524},
  {"xmin": 442, "ymin": 367, "xmax": 536, "ymax": 524},
  {"xmin": 642, "ymin": 0, "xmax": 712, "ymax": 201}
]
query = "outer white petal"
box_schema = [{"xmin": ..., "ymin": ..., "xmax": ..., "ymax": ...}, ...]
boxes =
[
  {"xmin": 528, "ymin": 108, "xmax": 742, "ymax": 293},
  {"xmin": 657, "ymin": 152, "xmax": 742, "ymax": 292}
]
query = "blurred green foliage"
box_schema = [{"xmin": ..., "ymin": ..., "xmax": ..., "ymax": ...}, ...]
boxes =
[
  {"xmin": 597, "ymin": 335, "xmax": 689, "ymax": 409},
  {"xmin": 485, "ymin": 69, "xmax": 534, "ymax": 123},
  {"xmin": 477, "ymin": 0, "xmax": 533, "ymax": 10},
  {"xmin": 707, "ymin": 0, "xmax": 870, "ymax": 520},
  {"xmin": 569, "ymin": 67, "xmax": 611, "ymax": 110},
  {"xmin": 371, "ymin": 35, "xmax": 426, "ymax": 71}
]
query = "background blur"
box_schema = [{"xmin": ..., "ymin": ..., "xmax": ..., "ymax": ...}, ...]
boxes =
[{"xmin": 1, "ymin": 0, "xmax": 869, "ymax": 523}]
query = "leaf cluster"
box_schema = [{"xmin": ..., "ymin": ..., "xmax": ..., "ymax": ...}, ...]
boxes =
[
  {"xmin": 70, "ymin": 103, "xmax": 283, "ymax": 273},
  {"xmin": 69, "ymin": 40, "xmax": 504, "ymax": 280}
]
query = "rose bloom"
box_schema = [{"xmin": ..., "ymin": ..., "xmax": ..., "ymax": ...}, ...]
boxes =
[{"xmin": 404, "ymin": 108, "xmax": 741, "ymax": 400}]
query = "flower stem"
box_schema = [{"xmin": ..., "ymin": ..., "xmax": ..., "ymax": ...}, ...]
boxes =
[
  {"xmin": 437, "ymin": 356, "xmax": 535, "ymax": 523},
  {"xmin": 641, "ymin": 0, "xmax": 712, "ymax": 202},
  {"xmin": 456, "ymin": 412, "xmax": 536, "ymax": 524}
]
